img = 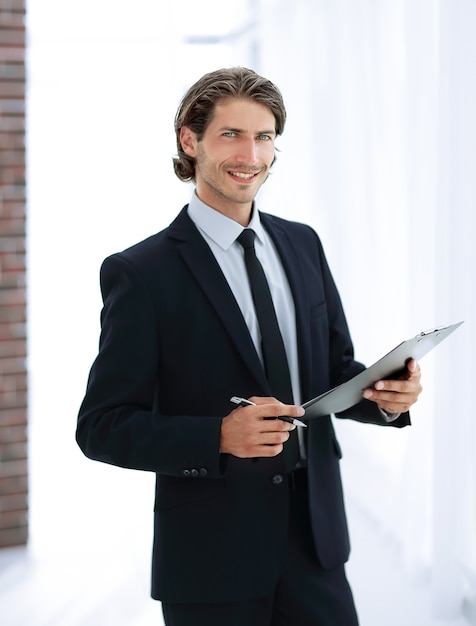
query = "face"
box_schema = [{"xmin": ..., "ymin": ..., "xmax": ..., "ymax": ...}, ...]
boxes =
[{"xmin": 180, "ymin": 98, "xmax": 277, "ymax": 224}]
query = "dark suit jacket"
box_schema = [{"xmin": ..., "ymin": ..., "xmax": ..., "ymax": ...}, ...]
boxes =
[{"xmin": 76, "ymin": 206, "xmax": 410, "ymax": 603}]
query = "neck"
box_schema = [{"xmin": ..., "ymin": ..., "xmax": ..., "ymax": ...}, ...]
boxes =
[{"xmin": 195, "ymin": 192, "xmax": 254, "ymax": 226}]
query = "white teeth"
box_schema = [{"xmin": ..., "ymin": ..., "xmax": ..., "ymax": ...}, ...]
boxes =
[{"xmin": 231, "ymin": 172, "xmax": 255, "ymax": 179}]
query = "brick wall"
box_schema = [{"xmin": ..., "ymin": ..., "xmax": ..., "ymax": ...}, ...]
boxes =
[{"xmin": 0, "ymin": 0, "xmax": 28, "ymax": 548}]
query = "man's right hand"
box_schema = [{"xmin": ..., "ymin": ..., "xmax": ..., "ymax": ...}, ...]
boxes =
[{"xmin": 219, "ymin": 396, "xmax": 304, "ymax": 458}]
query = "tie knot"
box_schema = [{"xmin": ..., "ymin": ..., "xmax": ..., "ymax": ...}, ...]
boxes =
[{"xmin": 237, "ymin": 228, "xmax": 256, "ymax": 250}]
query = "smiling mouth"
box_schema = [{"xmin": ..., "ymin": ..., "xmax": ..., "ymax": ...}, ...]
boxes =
[{"xmin": 228, "ymin": 170, "xmax": 260, "ymax": 181}]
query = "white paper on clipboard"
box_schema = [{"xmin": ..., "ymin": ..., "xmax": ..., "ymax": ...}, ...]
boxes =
[{"xmin": 302, "ymin": 321, "xmax": 464, "ymax": 418}]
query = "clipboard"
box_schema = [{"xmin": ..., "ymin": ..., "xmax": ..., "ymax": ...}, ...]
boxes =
[{"xmin": 302, "ymin": 321, "xmax": 464, "ymax": 418}]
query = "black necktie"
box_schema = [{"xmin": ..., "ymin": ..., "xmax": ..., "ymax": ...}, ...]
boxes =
[{"xmin": 237, "ymin": 229, "xmax": 300, "ymax": 471}]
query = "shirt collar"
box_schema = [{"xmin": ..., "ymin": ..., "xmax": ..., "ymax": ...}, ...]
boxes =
[{"xmin": 187, "ymin": 192, "xmax": 266, "ymax": 251}]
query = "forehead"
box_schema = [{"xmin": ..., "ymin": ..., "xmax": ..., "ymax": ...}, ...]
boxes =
[{"xmin": 207, "ymin": 98, "xmax": 276, "ymax": 132}]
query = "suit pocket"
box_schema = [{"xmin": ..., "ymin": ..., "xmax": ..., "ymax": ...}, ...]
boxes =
[
  {"xmin": 310, "ymin": 301, "xmax": 328, "ymax": 320},
  {"xmin": 155, "ymin": 474, "xmax": 224, "ymax": 512}
]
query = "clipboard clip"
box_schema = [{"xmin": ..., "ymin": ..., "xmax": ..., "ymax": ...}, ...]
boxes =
[
  {"xmin": 416, "ymin": 324, "xmax": 456, "ymax": 341},
  {"xmin": 415, "ymin": 326, "xmax": 446, "ymax": 339}
]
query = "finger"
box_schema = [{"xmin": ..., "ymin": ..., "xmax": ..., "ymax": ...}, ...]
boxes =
[
  {"xmin": 232, "ymin": 406, "xmax": 295, "ymax": 435},
  {"xmin": 404, "ymin": 361, "xmax": 421, "ymax": 382},
  {"xmin": 364, "ymin": 385, "xmax": 421, "ymax": 403},
  {"xmin": 253, "ymin": 443, "xmax": 285, "ymax": 457},
  {"xmin": 248, "ymin": 397, "xmax": 306, "ymax": 418},
  {"xmin": 249, "ymin": 396, "xmax": 280, "ymax": 405},
  {"xmin": 370, "ymin": 360, "xmax": 421, "ymax": 391},
  {"xmin": 231, "ymin": 441, "xmax": 284, "ymax": 459},
  {"xmin": 372, "ymin": 379, "xmax": 420, "ymax": 394},
  {"xmin": 364, "ymin": 385, "xmax": 422, "ymax": 415},
  {"xmin": 253, "ymin": 402, "xmax": 305, "ymax": 419},
  {"xmin": 261, "ymin": 418, "xmax": 296, "ymax": 433},
  {"xmin": 247, "ymin": 429, "xmax": 291, "ymax": 454}
]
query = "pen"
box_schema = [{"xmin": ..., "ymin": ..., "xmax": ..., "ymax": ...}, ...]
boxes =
[{"xmin": 230, "ymin": 396, "xmax": 307, "ymax": 427}]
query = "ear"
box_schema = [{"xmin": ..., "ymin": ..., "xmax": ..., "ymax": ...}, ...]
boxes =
[{"xmin": 180, "ymin": 126, "xmax": 197, "ymax": 157}]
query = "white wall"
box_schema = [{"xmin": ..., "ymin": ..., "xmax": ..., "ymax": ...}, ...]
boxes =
[
  {"xmin": 26, "ymin": 0, "xmax": 254, "ymax": 560},
  {"xmin": 258, "ymin": 0, "xmax": 475, "ymax": 620},
  {"xmin": 26, "ymin": 0, "xmax": 476, "ymax": 622}
]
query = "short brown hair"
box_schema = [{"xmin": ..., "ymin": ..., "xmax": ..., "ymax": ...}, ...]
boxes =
[{"xmin": 173, "ymin": 67, "xmax": 287, "ymax": 182}]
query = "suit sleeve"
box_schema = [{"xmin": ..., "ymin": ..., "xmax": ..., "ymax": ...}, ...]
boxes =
[{"xmin": 76, "ymin": 254, "xmax": 224, "ymax": 476}]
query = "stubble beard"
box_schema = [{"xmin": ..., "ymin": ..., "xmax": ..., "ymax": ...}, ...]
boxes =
[{"xmin": 194, "ymin": 145, "xmax": 267, "ymax": 210}]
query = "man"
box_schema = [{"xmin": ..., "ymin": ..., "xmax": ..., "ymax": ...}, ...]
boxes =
[{"xmin": 76, "ymin": 67, "xmax": 422, "ymax": 625}]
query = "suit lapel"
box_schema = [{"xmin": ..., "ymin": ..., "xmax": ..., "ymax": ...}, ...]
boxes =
[{"xmin": 168, "ymin": 208, "xmax": 270, "ymax": 392}]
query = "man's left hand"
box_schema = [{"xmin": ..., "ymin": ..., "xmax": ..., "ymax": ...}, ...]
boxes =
[{"xmin": 362, "ymin": 359, "xmax": 422, "ymax": 414}]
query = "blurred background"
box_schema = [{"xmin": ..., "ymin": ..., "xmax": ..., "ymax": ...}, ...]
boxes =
[{"xmin": 1, "ymin": 0, "xmax": 475, "ymax": 624}]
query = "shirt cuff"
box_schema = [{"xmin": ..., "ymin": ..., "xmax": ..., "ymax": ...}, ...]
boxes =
[{"xmin": 380, "ymin": 408, "xmax": 401, "ymax": 422}]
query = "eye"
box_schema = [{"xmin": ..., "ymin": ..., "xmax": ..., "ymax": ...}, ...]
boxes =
[
  {"xmin": 258, "ymin": 134, "xmax": 273, "ymax": 141},
  {"xmin": 223, "ymin": 131, "xmax": 236, "ymax": 137}
]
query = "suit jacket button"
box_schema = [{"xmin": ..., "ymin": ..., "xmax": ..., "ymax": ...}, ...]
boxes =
[
  {"xmin": 199, "ymin": 468, "xmax": 208, "ymax": 477},
  {"xmin": 272, "ymin": 474, "xmax": 284, "ymax": 486},
  {"xmin": 182, "ymin": 469, "xmax": 191, "ymax": 477},
  {"xmin": 191, "ymin": 468, "xmax": 199, "ymax": 477}
]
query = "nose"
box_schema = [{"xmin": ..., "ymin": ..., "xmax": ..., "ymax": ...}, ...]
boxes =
[{"xmin": 236, "ymin": 137, "xmax": 258, "ymax": 165}]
